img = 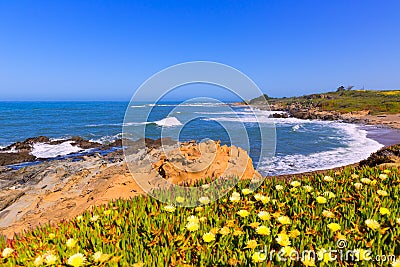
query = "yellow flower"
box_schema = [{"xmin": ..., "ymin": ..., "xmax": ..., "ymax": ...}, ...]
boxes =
[
  {"xmin": 34, "ymin": 255, "xmax": 43, "ymax": 266},
  {"xmin": 262, "ymin": 195, "xmax": 272, "ymax": 204},
  {"xmin": 303, "ymin": 185, "xmax": 313, "ymax": 192},
  {"xmin": 351, "ymin": 174, "xmax": 359, "ymax": 179},
  {"xmin": 301, "ymin": 255, "xmax": 316, "ymax": 266},
  {"xmin": 379, "ymin": 207, "xmax": 390, "ymax": 215},
  {"xmin": 48, "ymin": 233, "xmax": 56, "ymax": 239},
  {"xmin": 327, "ymin": 223, "xmax": 341, "ymax": 232},
  {"xmin": 198, "ymin": 196, "xmax": 210, "ymax": 205},
  {"xmin": 396, "ymin": 218, "xmax": 400, "ymax": 225},
  {"xmin": 272, "ymin": 211, "xmax": 282, "ymax": 218},
  {"xmin": 199, "ymin": 216, "xmax": 207, "ymax": 222},
  {"xmin": 132, "ymin": 263, "xmax": 144, "ymax": 267},
  {"xmin": 195, "ymin": 206, "xmax": 204, "ymax": 212},
  {"xmin": 210, "ymin": 228, "xmax": 219, "ymax": 235},
  {"xmin": 76, "ymin": 215, "xmax": 84, "ymax": 221},
  {"xmin": 104, "ymin": 209, "xmax": 112, "ymax": 215},
  {"xmin": 377, "ymin": 190, "xmax": 389, "ymax": 196},
  {"xmin": 176, "ymin": 196, "xmax": 185, "ymax": 203},
  {"xmin": 354, "ymin": 249, "xmax": 372, "ymax": 261},
  {"xmin": 67, "ymin": 253, "xmax": 86, "ymax": 267},
  {"xmin": 316, "ymin": 196, "xmax": 327, "ymax": 204},
  {"xmin": 93, "ymin": 251, "xmax": 110, "ymax": 263},
  {"xmin": 365, "ymin": 219, "xmax": 380, "ymax": 230},
  {"xmin": 383, "ymin": 169, "xmax": 391, "ymax": 174},
  {"xmin": 361, "ymin": 178, "xmax": 372, "ymax": 184},
  {"xmin": 336, "ymin": 233, "xmax": 347, "ymax": 241},
  {"xmin": 322, "ymin": 210, "xmax": 335, "ymax": 218},
  {"xmin": 290, "ymin": 187, "xmax": 298, "ymax": 193},
  {"xmin": 379, "ymin": 174, "xmax": 388, "ymax": 180},
  {"xmin": 371, "ymin": 180, "xmax": 378, "ymax": 186},
  {"xmin": 187, "ymin": 215, "xmax": 199, "ymax": 223},
  {"xmin": 225, "ymin": 220, "xmax": 235, "ymax": 228},
  {"xmin": 90, "ymin": 215, "xmax": 100, "ymax": 222},
  {"xmin": 233, "ymin": 229, "xmax": 244, "ymax": 236},
  {"xmin": 252, "ymin": 252, "xmax": 267, "ymax": 263},
  {"xmin": 354, "ymin": 182, "xmax": 363, "ymax": 189},
  {"xmin": 237, "ymin": 209, "xmax": 250, "ymax": 217},
  {"xmin": 275, "ymin": 185, "xmax": 284, "ymax": 191},
  {"xmin": 186, "ymin": 221, "xmax": 200, "ymax": 231},
  {"xmin": 257, "ymin": 211, "xmax": 271, "ymax": 221},
  {"xmin": 289, "ymin": 229, "xmax": 300, "ymax": 238},
  {"xmin": 230, "ymin": 191, "xmax": 241, "ymax": 202},
  {"xmin": 323, "ymin": 176, "xmax": 334, "ymax": 182},
  {"xmin": 290, "ymin": 181, "xmax": 301, "ymax": 187},
  {"xmin": 256, "ymin": 225, "xmax": 271, "ymax": 235},
  {"xmin": 277, "ymin": 216, "xmax": 291, "ymax": 225},
  {"xmin": 44, "ymin": 252, "xmax": 57, "ymax": 265},
  {"xmin": 242, "ymin": 188, "xmax": 253, "ymax": 195},
  {"xmin": 219, "ymin": 226, "xmax": 230, "ymax": 236},
  {"xmin": 249, "ymin": 221, "xmax": 261, "ymax": 228},
  {"xmin": 202, "ymin": 232, "xmax": 216, "ymax": 243},
  {"xmin": 2, "ymin": 247, "xmax": 14, "ymax": 258},
  {"xmin": 164, "ymin": 205, "xmax": 176, "ymax": 212},
  {"xmin": 66, "ymin": 238, "xmax": 77, "ymax": 248},
  {"xmin": 245, "ymin": 239, "xmax": 258, "ymax": 249},
  {"xmin": 392, "ymin": 259, "xmax": 400, "ymax": 267},
  {"xmin": 276, "ymin": 233, "xmax": 291, "ymax": 246},
  {"xmin": 254, "ymin": 193, "xmax": 263, "ymax": 201}
]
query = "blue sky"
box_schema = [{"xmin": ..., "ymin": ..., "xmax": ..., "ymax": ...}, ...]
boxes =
[{"xmin": 0, "ymin": 0, "xmax": 399, "ymax": 101}]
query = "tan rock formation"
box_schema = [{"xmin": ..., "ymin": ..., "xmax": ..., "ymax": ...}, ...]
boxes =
[
  {"xmin": 151, "ymin": 140, "xmax": 261, "ymax": 185},
  {"xmin": 0, "ymin": 140, "xmax": 261, "ymax": 238}
]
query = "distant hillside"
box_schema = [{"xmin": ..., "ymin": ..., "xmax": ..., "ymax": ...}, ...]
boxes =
[{"xmin": 250, "ymin": 90, "xmax": 400, "ymax": 115}]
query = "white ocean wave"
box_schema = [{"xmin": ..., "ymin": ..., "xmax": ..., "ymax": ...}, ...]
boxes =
[
  {"xmin": 258, "ymin": 123, "xmax": 384, "ymax": 176},
  {"xmin": 30, "ymin": 141, "xmax": 83, "ymax": 158},
  {"xmin": 153, "ymin": 117, "xmax": 182, "ymax": 127},
  {"xmin": 123, "ymin": 117, "xmax": 182, "ymax": 127},
  {"xmin": 90, "ymin": 133, "xmax": 123, "ymax": 144}
]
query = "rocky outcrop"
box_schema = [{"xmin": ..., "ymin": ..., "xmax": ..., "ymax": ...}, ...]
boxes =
[
  {"xmin": 268, "ymin": 102, "xmax": 372, "ymax": 123},
  {"xmin": 0, "ymin": 152, "xmax": 36, "ymax": 166},
  {"xmin": 0, "ymin": 139, "xmax": 260, "ymax": 238},
  {"xmin": 360, "ymin": 144, "xmax": 400, "ymax": 167},
  {"xmin": 150, "ymin": 140, "xmax": 261, "ymax": 185}
]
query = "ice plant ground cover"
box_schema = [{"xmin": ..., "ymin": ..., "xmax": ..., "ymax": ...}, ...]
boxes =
[{"xmin": 1, "ymin": 166, "xmax": 400, "ymax": 266}]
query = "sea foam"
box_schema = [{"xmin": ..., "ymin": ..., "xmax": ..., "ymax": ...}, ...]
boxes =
[
  {"xmin": 258, "ymin": 122, "xmax": 383, "ymax": 176},
  {"xmin": 30, "ymin": 141, "xmax": 83, "ymax": 158}
]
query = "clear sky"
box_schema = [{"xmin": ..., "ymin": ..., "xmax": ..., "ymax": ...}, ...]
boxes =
[{"xmin": 0, "ymin": 0, "xmax": 399, "ymax": 101}]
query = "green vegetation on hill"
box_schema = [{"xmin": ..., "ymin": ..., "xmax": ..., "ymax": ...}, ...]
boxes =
[
  {"xmin": 256, "ymin": 90, "xmax": 400, "ymax": 115},
  {"xmin": 1, "ymin": 166, "xmax": 400, "ymax": 266}
]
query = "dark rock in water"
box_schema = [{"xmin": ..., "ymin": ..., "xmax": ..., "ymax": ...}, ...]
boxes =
[
  {"xmin": 101, "ymin": 139, "xmax": 123, "ymax": 150},
  {"xmin": 360, "ymin": 144, "xmax": 400, "ymax": 166},
  {"xmin": 0, "ymin": 152, "xmax": 36, "ymax": 166},
  {"xmin": 2, "ymin": 136, "xmax": 50, "ymax": 153},
  {"xmin": 269, "ymin": 113, "xmax": 288, "ymax": 118}
]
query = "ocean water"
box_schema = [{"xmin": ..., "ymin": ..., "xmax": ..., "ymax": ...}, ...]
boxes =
[{"xmin": 0, "ymin": 101, "xmax": 383, "ymax": 176}]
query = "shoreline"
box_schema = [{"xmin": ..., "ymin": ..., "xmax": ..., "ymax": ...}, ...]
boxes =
[
  {"xmin": 1, "ymin": 115, "xmax": 399, "ymax": 172},
  {"xmin": 0, "ymin": 129, "xmax": 399, "ymax": 237}
]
